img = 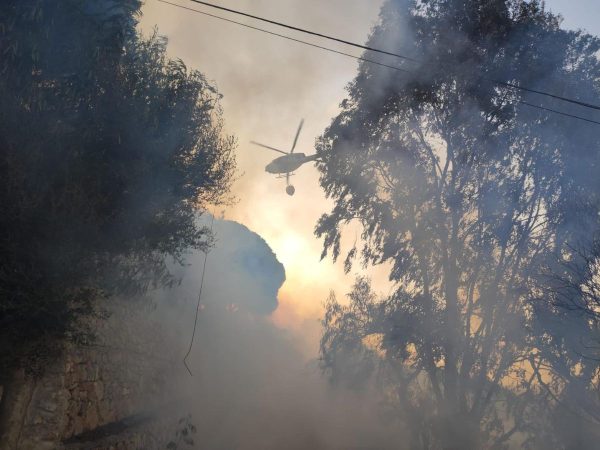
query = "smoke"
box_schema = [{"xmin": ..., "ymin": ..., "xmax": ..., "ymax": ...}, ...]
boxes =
[
  {"xmin": 310, "ymin": 1, "xmax": 600, "ymax": 448},
  {"xmin": 93, "ymin": 1, "xmax": 600, "ymax": 448},
  {"xmin": 136, "ymin": 1, "xmax": 395, "ymax": 328},
  {"xmin": 148, "ymin": 218, "xmax": 406, "ymax": 449}
]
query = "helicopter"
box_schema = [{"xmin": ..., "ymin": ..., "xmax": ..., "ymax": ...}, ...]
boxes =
[{"xmin": 251, "ymin": 119, "xmax": 318, "ymax": 196}]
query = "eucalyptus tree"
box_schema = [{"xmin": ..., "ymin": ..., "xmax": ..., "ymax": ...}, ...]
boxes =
[{"xmin": 317, "ymin": 1, "xmax": 600, "ymax": 448}]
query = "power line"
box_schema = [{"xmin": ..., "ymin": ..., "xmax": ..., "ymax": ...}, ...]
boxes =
[
  {"xmin": 158, "ymin": 0, "xmax": 411, "ymax": 74},
  {"xmin": 157, "ymin": 0, "xmax": 600, "ymax": 126},
  {"xmin": 186, "ymin": 0, "xmax": 419, "ymax": 63},
  {"xmin": 495, "ymin": 80, "xmax": 600, "ymax": 112},
  {"xmin": 518, "ymin": 101, "xmax": 600, "ymax": 125},
  {"xmin": 183, "ymin": 0, "xmax": 600, "ymax": 113}
]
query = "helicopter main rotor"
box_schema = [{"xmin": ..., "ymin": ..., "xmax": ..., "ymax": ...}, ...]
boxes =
[{"xmin": 251, "ymin": 119, "xmax": 312, "ymax": 196}]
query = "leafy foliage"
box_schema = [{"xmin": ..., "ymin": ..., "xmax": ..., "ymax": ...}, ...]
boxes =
[
  {"xmin": 0, "ymin": 1, "xmax": 236, "ymax": 374},
  {"xmin": 317, "ymin": 0, "xmax": 600, "ymax": 447}
]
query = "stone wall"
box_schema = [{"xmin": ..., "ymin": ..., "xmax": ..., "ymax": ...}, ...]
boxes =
[{"xmin": 2, "ymin": 301, "xmax": 183, "ymax": 450}]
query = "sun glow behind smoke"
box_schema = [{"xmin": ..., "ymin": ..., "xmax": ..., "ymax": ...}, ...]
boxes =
[
  {"xmin": 269, "ymin": 229, "xmax": 340, "ymax": 318},
  {"xmin": 140, "ymin": 0, "xmax": 600, "ymax": 360},
  {"xmin": 138, "ymin": 0, "xmax": 386, "ymax": 353}
]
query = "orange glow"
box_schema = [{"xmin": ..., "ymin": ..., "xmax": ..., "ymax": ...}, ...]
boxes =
[{"xmin": 139, "ymin": 0, "xmax": 386, "ymax": 356}]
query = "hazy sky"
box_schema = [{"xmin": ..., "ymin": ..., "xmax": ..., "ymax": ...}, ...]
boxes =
[{"xmin": 139, "ymin": 0, "xmax": 600, "ymax": 354}]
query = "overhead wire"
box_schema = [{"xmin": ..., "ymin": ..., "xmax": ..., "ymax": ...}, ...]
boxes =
[
  {"xmin": 518, "ymin": 101, "xmax": 600, "ymax": 126},
  {"xmin": 183, "ymin": 0, "xmax": 600, "ymax": 113},
  {"xmin": 158, "ymin": 0, "xmax": 600, "ymax": 126},
  {"xmin": 494, "ymin": 80, "xmax": 600, "ymax": 112},
  {"xmin": 186, "ymin": 0, "xmax": 420, "ymax": 63},
  {"xmin": 158, "ymin": 0, "xmax": 411, "ymax": 74}
]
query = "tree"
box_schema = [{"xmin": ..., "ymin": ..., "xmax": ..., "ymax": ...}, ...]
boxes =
[
  {"xmin": 0, "ymin": 0, "xmax": 235, "ymax": 380},
  {"xmin": 316, "ymin": 1, "xmax": 600, "ymax": 448},
  {"xmin": 528, "ymin": 233, "xmax": 600, "ymax": 448}
]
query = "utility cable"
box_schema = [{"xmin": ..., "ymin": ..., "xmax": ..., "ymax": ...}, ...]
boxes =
[
  {"xmin": 518, "ymin": 100, "xmax": 600, "ymax": 125},
  {"xmin": 182, "ymin": 0, "xmax": 600, "ymax": 113},
  {"xmin": 495, "ymin": 80, "xmax": 600, "ymax": 112},
  {"xmin": 158, "ymin": 0, "xmax": 411, "ymax": 74},
  {"xmin": 186, "ymin": 0, "xmax": 420, "ymax": 63},
  {"xmin": 183, "ymin": 212, "xmax": 215, "ymax": 376},
  {"xmin": 158, "ymin": 0, "xmax": 600, "ymax": 126}
]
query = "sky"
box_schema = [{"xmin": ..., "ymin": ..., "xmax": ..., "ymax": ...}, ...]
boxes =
[{"xmin": 139, "ymin": 0, "xmax": 600, "ymax": 355}]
